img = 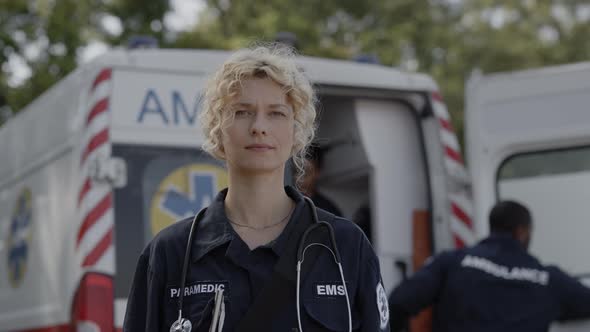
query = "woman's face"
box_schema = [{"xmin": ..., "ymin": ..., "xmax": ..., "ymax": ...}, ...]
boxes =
[{"xmin": 221, "ymin": 77, "xmax": 295, "ymax": 175}]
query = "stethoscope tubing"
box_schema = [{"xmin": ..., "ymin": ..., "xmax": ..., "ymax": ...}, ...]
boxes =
[
  {"xmin": 172, "ymin": 197, "xmax": 352, "ymax": 332},
  {"xmin": 296, "ymin": 199, "xmax": 352, "ymax": 332},
  {"xmin": 172, "ymin": 208, "xmax": 206, "ymax": 332}
]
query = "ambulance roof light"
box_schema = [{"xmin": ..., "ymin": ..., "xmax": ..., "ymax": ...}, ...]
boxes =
[
  {"xmin": 353, "ymin": 54, "xmax": 381, "ymax": 65},
  {"xmin": 127, "ymin": 35, "xmax": 159, "ymax": 49},
  {"xmin": 274, "ymin": 31, "xmax": 298, "ymax": 50}
]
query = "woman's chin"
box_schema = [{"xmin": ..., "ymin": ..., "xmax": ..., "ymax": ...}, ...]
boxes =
[{"xmin": 233, "ymin": 162, "xmax": 286, "ymax": 176}]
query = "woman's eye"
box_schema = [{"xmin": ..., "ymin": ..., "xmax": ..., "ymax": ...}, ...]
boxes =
[
  {"xmin": 235, "ymin": 110, "xmax": 250, "ymax": 117},
  {"xmin": 271, "ymin": 111, "xmax": 286, "ymax": 117}
]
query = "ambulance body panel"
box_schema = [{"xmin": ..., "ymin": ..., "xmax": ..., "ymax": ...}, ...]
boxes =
[
  {"xmin": 0, "ymin": 48, "xmax": 469, "ymax": 331},
  {"xmin": 466, "ymin": 62, "xmax": 590, "ymax": 331}
]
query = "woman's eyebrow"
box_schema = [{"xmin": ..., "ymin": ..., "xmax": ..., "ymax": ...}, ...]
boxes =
[
  {"xmin": 232, "ymin": 102, "xmax": 254, "ymax": 108},
  {"xmin": 268, "ymin": 103, "xmax": 290, "ymax": 110},
  {"xmin": 232, "ymin": 102, "xmax": 290, "ymax": 110}
]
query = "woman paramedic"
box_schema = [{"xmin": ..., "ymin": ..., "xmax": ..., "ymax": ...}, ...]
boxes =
[{"xmin": 123, "ymin": 44, "xmax": 390, "ymax": 332}]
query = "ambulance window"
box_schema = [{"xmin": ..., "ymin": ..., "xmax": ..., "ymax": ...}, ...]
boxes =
[
  {"xmin": 111, "ymin": 144, "xmax": 228, "ymax": 298},
  {"xmin": 497, "ymin": 146, "xmax": 590, "ymax": 276}
]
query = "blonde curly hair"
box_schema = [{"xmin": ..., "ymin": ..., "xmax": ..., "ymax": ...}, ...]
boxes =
[{"xmin": 199, "ymin": 44, "xmax": 317, "ymax": 180}]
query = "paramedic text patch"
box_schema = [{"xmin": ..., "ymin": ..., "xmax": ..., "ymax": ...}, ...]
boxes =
[{"xmin": 168, "ymin": 281, "xmax": 229, "ymax": 299}]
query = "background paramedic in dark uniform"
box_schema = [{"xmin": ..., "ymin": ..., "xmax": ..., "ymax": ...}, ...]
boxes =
[
  {"xmin": 123, "ymin": 44, "xmax": 390, "ymax": 331},
  {"xmin": 300, "ymin": 144, "xmax": 343, "ymax": 217},
  {"xmin": 389, "ymin": 200, "xmax": 590, "ymax": 332}
]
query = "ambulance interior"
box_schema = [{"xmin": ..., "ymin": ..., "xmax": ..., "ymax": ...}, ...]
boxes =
[
  {"xmin": 113, "ymin": 92, "xmax": 429, "ymax": 297},
  {"xmin": 310, "ymin": 93, "xmax": 429, "ymax": 290}
]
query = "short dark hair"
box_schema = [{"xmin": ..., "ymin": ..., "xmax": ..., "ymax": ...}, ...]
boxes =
[{"xmin": 489, "ymin": 200, "xmax": 532, "ymax": 233}]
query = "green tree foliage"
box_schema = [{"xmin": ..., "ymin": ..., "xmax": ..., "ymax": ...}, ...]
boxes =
[
  {"xmin": 1, "ymin": 0, "xmax": 96, "ymax": 117},
  {"xmin": 173, "ymin": 0, "xmax": 590, "ymax": 142},
  {"xmin": 0, "ymin": 0, "xmax": 170, "ymax": 125},
  {"xmin": 102, "ymin": 0, "xmax": 170, "ymax": 45},
  {"xmin": 2, "ymin": 0, "xmax": 590, "ymax": 138},
  {"xmin": 173, "ymin": 0, "xmax": 372, "ymax": 57}
]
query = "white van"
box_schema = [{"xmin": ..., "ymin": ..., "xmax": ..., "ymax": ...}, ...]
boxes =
[
  {"xmin": 466, "ymin": 63, "xmax": 590, "ymax": 331},
  {"xmin": 0, "ymin": 47, "xmax": 472, "ymax": 331}
]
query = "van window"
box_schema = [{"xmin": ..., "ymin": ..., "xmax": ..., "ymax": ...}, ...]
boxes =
[
  {"xmin": 112, "ymin": 144, "xmax": 228, "ymax": 297},
  {"xmin": 497, "ymin": 146, "xmax": 590, "ymax": 276}
]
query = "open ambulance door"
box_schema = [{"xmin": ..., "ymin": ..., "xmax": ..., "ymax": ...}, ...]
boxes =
[{"xmin": 466, "ymin": 64, "xmax": 590, "ymax": 332}]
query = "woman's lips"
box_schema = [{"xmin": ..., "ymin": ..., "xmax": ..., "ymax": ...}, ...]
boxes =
[{"xmin": 245, "ymin": 144, "xmax": 274, "ymax": 151}]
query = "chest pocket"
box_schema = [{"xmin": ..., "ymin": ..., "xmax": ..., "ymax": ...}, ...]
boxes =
[
  {"xmin": 303, "ymin": 298, "xmax": 361, "ymax": 332},
  {"xmin": 165, "ymin": 296, "xmax": 215, "ymax": 332},
  {"xmin": 189, "ymin": 296, "xmax": 220, "ymax": 332},
  {"xmin": 165, "ymin": 281, "xmax": 230, "ymax": 330},
  {"xmin": 166, "ymin": 293, "xmax": 231, "ymax": 331}
]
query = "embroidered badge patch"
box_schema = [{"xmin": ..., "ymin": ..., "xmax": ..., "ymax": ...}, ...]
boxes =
[{"xmin": 376, "ymin": 282, "xmax": 389, "ymax": 329}]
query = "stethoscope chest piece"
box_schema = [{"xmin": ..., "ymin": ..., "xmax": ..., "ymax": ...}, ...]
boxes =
[{"xmin": 170, "ymin": 318, "xmax": 192, "ymax": 332}]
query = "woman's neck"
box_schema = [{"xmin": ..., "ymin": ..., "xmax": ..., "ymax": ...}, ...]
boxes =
[{"xmin": 224, "ymin": 169, "xmax": 293, "ymax": 229}]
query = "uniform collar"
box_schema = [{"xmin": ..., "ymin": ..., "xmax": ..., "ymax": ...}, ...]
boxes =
[
  {"xmin": 481, "ymin": 233, "xmax": 527, "ymax": 251},
  {"xmin": 267, "ymin": 187, "xmax": 306, "ymax": 256},
  {"xmin": 191, "ymin": 185, "xmax": 306, "ymax": 262},
  {"xmin": 190, "ymin": 189, "xmax": 233, "ymax": 263}
]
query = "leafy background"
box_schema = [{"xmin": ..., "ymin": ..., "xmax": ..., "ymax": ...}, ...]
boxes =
[{"xmin": 2, "ymin": 0, "xmax": 589, "ymax": 144}]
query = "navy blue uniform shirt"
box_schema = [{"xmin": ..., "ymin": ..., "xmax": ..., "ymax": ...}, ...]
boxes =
[
  {"xmin": 310, "ymin": 191, "xmax": 343, "ymax": 217},
  {"xmin": 123, "ymin": 186, "xmax": 389, "ymax": 331},
  {"xmin": 389, "ymin": 234, "xmax": 590, "ymax": 332}
]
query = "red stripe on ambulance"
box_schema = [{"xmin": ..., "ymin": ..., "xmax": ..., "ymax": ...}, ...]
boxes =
[
  {"xmin": 91, "ymin": 68, "xmax": 112, "ymax": 91},
  {"xmin": 454, "ymin": 235, "xmax": 466, "ymax": 249},
  {"xmin": 78, "ymin": 178, "xmax": 91, "ymax": 206},
  {"xmin": 432, "ymin": 91, "xmax": 474, "ymax": 248},
  {"xmin": 76, "ymin": 193, "xmax": 112, "ymax": 248},
  {"xmin": 82, "ymin": 227, "xmax": 113, "ymax": 267},
  {"xmin": 444, "ymin": 146, "xmax": 463, "ymax": 164},
  {"xmin": 80, "ymin": 128, "xmax": 109, "ymax": 164},
  {"xmin": 439, "ymin": 117, "xmax": 453, "ymax": 131},
  {"xmin": 73, "ymin": 68, "xmax": 116, "ymax": 331},
  {"xmin": 451, "ymin": 201, "xmax": 473, "ymax": 228},
  {"xmin": 431, "ymin": 90, "xmax": 444, "ymax": 103},
  {"xmin": 86, "ymin": 98, "xmax": 109, "ymax": 126}
]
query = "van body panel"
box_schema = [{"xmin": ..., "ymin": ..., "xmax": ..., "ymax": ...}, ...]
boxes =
[
  {"xmin": 0, "ymin": 48, "xmax": 461, "ymax": 330},
  {"xmin": 466, "ymin": 63, "xmax": 590, "ymax": 331}
]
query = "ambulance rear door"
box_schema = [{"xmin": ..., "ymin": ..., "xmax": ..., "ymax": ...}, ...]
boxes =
[{"xmin": 466, "ymin": 63, "xmax": 590, "ymax": 331}]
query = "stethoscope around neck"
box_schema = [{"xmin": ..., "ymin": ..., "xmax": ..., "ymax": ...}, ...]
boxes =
[{"xmin": 170, "ymin": 197, "xmax": 352, "ymax": 332}]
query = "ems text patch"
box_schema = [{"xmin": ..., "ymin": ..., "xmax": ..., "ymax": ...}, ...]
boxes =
[{"xmin": 314, "ymin": 282, "xmax": 346, "ymax": 297}]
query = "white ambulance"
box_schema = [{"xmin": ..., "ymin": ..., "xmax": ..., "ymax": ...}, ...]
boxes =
[
  {"xmin": 466, "ymin": 63, "xmax": 590, "ymax": 332},
  {"xmin": 0, "ymin": 47, "xmax": 470, "ymax": 331}
]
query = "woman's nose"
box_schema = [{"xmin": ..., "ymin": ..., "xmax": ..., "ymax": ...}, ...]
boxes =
[{"xmin": 250, "ymin": 113, "xmax": 268, "ymax": 136}]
